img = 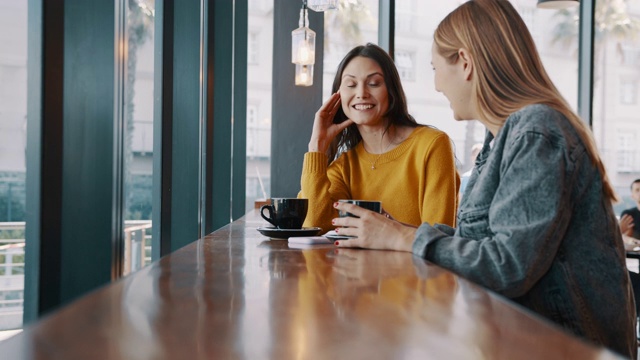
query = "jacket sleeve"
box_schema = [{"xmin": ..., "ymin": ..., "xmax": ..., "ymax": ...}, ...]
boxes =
[{"xmin": 413, "ymin": 131, "xmax": 572, "ymax": 298}]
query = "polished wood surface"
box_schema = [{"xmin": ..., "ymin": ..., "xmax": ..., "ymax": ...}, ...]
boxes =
[{"xmin": 1, "ymin": 211, "xmax": 623, "ymax": 359}]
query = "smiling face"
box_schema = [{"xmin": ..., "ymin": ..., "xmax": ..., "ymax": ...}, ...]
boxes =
[
  {"xmin": 339, "ymin": 56, "xmax": 389, "ymax": 127},
  {"xmin": 431, "ymin": 43, "xmax": 475, "ymax": 122}
]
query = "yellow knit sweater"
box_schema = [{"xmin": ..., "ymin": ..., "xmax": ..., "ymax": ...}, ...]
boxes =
[{"xmin": 300, "ymin": 126, "xmax": 459, "ymax": 233}]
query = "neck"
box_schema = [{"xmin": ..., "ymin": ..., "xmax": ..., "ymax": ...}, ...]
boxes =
[
  {"xmin": 360, "ymin": 123, "xmax": 395, "ymax": 154},
  {"xmin": 478, "ymin": 117, "xmax": 504, "ymax": 137}
]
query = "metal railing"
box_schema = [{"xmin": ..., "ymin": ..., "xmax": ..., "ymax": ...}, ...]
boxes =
[
  {"xmin": 123, "ymin": 220, "xmax": 153, "ymax": 275},
  {"xmin": 0, "ymin": 220, "xmax": 153, "ymax": 330}
]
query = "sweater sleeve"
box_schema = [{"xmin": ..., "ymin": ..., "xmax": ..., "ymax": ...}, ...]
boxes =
[
  {"xmin": 299, "ymin": 152, "xmax": 351, "ymax": 233},
  {"xmin": 419, "ymin": 133, "xmax": 459, "ymax": 227}
]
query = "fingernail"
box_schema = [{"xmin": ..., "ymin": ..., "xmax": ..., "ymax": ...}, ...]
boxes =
[
  {"xmin": 331, "ymin": 219, "xmax": 336, "ymax": 225},
  {"xmin": 334, "ymin": 241, "xmax": 339, "ymax": 246},
  {"xmin": 333, "ymin": 202, "xmax": 339, "ymax": 207},
  {"xmin": 335, "ymin": 228, "xmax": 339, "ymax": 233}
]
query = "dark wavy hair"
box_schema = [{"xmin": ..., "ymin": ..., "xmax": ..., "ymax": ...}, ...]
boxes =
[{"xmin": 326, "ymin": 43, "xmax": 419, "ymax": 163}]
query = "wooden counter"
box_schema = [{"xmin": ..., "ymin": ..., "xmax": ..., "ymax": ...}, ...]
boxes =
[{"xmin": 0, "ymin": 211, "xmax": 623, "ymax": 359}]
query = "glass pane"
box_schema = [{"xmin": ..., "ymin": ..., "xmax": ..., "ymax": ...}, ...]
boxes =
[
  {"xmin": 123, "ymin": 0, "xmax": 155, "ymax": 276},
  {"xmin": 592, "ymin": 0, "xmax": 640, "ymax": 214},
  {"xmin": 0, "ymin": 0, "xmax": 27, "ymax": 335},
  {"xmin": 394, "ymin": 0, "xmax": 467, "ymax": 166},
  {"xmin": 322, "ymin": 0, "xmax": 379, "ymax": 100},
  {"xmin": 246, "ymin": 0, "xmax": 274, "ymax": 212},
  {"xmin": 394, "ymin": 0, "xmax": 579, "ymax": 178}
]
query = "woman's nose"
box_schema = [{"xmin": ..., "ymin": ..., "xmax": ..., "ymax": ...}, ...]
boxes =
[{"xmin": 356, "ymin": 85, "xmax": 368, "ymax": 98}]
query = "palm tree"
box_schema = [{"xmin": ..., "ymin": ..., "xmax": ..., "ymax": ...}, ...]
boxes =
[
  {"xmin": 125, "ymin": 0, "xmax": 154, "ymax": 220},
  {"xmin": 324, "ymin": 0, "xmax": 374, "ymax": 52},
  {"xmin": 550, "ymin": 0, "xmax": 640, "ymax": 167},
  {"xmin": 551, "ymin": 0, "xmax": 640, "ymax": 58}
]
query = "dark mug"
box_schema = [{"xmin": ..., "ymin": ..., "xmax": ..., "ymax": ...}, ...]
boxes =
[
  {"xmin": 260, "ymin": 198, "xmax": 309, "ymax": 229},
  {"xmin": 338, "ymin": 199, "xmax": 382, "ymax": 218}
]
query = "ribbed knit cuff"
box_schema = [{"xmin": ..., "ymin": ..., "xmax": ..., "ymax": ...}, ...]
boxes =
[{"xmin": 303, "ymin": 152, "xmax": 328, "ymax": 173}]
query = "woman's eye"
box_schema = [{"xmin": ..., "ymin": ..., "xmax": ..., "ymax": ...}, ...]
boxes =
[{"xmin": 368, "ymin": 82, "xmax": 380, "ymax": 87}]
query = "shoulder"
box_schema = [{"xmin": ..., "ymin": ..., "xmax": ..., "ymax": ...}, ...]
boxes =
[
  {"xmin": 501, "ymin": 104, "xmax": 577, "ymax": 150},
  {"xmin": 408, "ymin": 126, "xmax": 452, "ymax": 149},
  {"xmin": 410, "ymin": 125, "xmax": 450, "ymax": 139},
  {"xmin": 407, "ymin": 126, "xmax": 453, "ymax": 154},
  {"xmin": 621, "ymin": 208, "xmax": 639, "ymax": 219},
  {"xmin": 505, "ymin": 104, "xmax": 565, "ymax": 134},
  {"xmin": 623, "ymin": 207, "xmax": 640, "ymax": 215}
]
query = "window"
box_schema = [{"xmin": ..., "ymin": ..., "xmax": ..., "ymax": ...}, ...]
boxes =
[
  {"xmin": 518, "ymin": 6, "xmax": 542, "ymax": 45},
  {"xmin": 395, "ymin": 50, "xmax": 415, "ymax": 82},
  {"xmin": 621, "ymin": 44, "xmax": 640, "ymax": 67},
  {"xmin": 122, "ymin": 0, "xmax": 155, "ymax": 276},
  {"xmin": 620, "ymin": 78, "xmax": 638, "ymax": 105},
  {"xmin": 248, "ymin": 31, "xmax": 259, "ymax": 65},
  {"xmin": 593, "ymin": 0, "xmax": 640, "ymax": 196},
  {"xmin": 246, "ymin": 1, "xmax": 273, "ymax": 211},
  {"xmin": 322, "ymin": 0, "xmax": 379, "ymax": 100},
  {"xmin": 395, "ymin": 0, "xmax": 413, "ymax": 33},
  {"xmin": 249, "ymin": 0, "xmax": 270, "ymax": 14},
  {"xmin": 393, "ymin": 2, "xmax": 580, "ymax": 173},
  {"xmin": 617, "ymin": 130, "xmax": 638, "ymax": 172},
  {"xmin": 0, "ymin": 0, "xmax": 27, "ymax": 333}
]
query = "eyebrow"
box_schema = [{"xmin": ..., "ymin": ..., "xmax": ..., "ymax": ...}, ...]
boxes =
[{"xmin": 342, "ymin": 72, "xmax": 384, "ymax": 80}]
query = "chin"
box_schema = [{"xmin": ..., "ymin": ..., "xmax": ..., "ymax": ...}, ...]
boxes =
[
  {"xmin": 349, "ymin": 115, "xmax": 379, "ymax": 125},
  {"xmin": 451, "ymin": 111, "xmax": 473, "ymax": 122}
]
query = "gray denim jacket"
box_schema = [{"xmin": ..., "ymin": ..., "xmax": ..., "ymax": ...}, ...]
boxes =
[{"xmin": 413, "ymin": 104, "xmax": 636, "ymax": 358}]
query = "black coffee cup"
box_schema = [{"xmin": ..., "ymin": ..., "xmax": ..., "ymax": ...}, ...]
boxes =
[
  {"xmin": 260, "ymin": 198, "xmax": 309, "ymax": 229},
  {"xmin": 338, "ymin": 199, "xmax": 382, "ymax": 218}
]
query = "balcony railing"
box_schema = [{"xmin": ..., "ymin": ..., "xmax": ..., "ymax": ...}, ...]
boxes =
[{"xmin": 0, "ymin": 220, "xmax": 152, "ymax": 331}]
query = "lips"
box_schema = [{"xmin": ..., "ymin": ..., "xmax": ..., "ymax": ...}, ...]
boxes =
[{"xmin": 353, "ymin": 104, "xmax": 374, "ymax": 110}]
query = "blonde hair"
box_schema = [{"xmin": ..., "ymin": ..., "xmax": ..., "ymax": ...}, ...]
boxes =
[{"xmin": 434, "ymin": 0, "xmax": 617, "ymax": 201}]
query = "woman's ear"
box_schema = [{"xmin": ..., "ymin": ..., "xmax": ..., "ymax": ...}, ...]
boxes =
[{"xmin": 458, "ymin": 48, "xmax": 474, "ymax": 81}]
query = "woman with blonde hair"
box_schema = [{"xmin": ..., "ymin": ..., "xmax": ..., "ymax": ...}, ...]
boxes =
[{"xmin": 331, "ymin": 0, "xmax": 636, "ymax": 357}]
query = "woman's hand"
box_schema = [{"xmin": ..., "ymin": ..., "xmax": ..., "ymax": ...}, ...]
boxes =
[
  {"xmin": 331, "ymin": 202, "xmax": 416, "ymax": 252},
  {"xmin": 308, "ymin": 92, "xmax": 354, "ymax": 153},
  {"xmin": 620, "ymin": 214, "xmax": 635, "ymax": 237}
]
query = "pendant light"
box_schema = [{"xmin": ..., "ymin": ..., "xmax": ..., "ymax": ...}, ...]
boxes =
[
  {"xmin": 307, "ymin": 0, "xmax": 338, "ymax": 12},
  {"xmin": 291, "ymin": 1, "xmax": 316, "ymax": 65},
  {"xmin": 537, "ymin": 0, "xmax": 579, "ymax": 9}
]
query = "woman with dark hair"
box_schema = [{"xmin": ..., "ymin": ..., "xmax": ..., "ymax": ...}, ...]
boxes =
[
  {"xmin": 331, "ymin": 1, "xmax": 636, "ymax": 357},
  {"xmin": 300, "ymin": 43, "xmax": 459, "ymax": 233}
]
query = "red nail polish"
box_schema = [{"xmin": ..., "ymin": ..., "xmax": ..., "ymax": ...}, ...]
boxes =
[
  {"xmin": 334, "ymin": 241, "xmax": 340, "ymax": 246},
  {"xmin": 331, "ymin": 219, "xmax": 335, "ymax": 225},
  {"xmin": 334, "ymin": 202, "xmax": 339, "ymax": 207},
  {"xmin": 335, "ymin": 228, "xmax": 339, "ymax": 233}
]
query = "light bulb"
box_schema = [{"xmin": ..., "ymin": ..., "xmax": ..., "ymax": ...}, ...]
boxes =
[
  {"xmin": 295, "ymin": 64, "xmax": 313, "ymax": 86},
  {"xmin": 291, "ymin": 8, "xmax": 316, "ymax": 65}
]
